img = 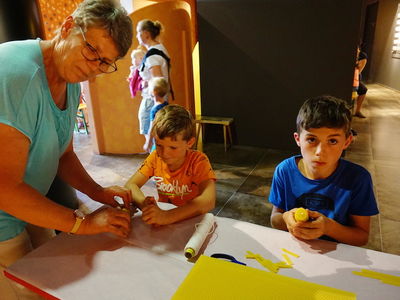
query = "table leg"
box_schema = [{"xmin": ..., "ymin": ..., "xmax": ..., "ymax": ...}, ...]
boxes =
[{"xmin": 223, "ymin": 125, "xmax": 227, "ymax": 152}]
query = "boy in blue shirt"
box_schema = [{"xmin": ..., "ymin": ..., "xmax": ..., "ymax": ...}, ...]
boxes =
[
  {"xmin": 269, "ymin": 95, "xmax": 378, "ymax": 246},
  {"xmin": 143, "ymin": 76, "xmax": 169, "ymax": 153}
]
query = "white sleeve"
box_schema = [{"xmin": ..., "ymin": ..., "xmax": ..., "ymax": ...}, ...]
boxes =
[{"xmin": 146, "ymin": 55, "xmax": 166, "ymax": 69}]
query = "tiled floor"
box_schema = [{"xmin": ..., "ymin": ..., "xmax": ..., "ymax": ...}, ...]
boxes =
[{"xmin": 74, "ymin": 84, "xmax": 400, "ymax": 255}]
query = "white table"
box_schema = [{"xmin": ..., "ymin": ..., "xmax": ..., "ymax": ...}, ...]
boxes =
[{"xmin": 5, "ymin": 212, "xmax": 400, "ymax": 299}]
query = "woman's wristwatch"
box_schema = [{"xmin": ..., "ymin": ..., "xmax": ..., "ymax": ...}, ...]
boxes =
[{"xmin": 69, "ymin": 209, "xmax": 85, "ymax": 234}]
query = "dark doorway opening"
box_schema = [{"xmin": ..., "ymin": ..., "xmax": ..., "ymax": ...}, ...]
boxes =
[{"xmin": 361, "ymin": 1, "xmax": 379, "ymax": 82}]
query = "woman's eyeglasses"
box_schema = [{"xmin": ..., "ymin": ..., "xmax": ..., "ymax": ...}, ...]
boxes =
[{"xmin": 79, "ymin": 27, "xmax": 117, "ymax": 74}]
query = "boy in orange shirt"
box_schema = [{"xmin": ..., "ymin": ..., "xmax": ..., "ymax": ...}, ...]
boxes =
[{"xmin": 125, "ymin": 104, "xmax": 216, "ymax": 225}]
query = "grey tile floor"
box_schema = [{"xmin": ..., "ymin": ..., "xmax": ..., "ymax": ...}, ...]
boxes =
[{"xmin": 74, "ymin": 84, "xmax": 400, "ymax": 255}]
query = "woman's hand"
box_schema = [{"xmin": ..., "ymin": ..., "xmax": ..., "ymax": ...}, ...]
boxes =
[
  {"xmin": 78, "ymin": 206, "xmax": 131, "ymax": 238},
  {"xmin": 91, "ymin": 185, "xmax": 132, "ymax": 209}
]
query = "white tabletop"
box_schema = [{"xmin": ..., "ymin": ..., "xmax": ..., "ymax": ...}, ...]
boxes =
[{"xmin": 5, "ymin": 212, "xmax": 400, "ymax": 300}]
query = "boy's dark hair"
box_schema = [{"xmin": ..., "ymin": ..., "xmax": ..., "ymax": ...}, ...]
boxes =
[
  {"xmin": 152, "ymin": 104, "xmax": 195, "ymax": 141},
  {"xmin": 296, "ymin": 95, "xmax": 352, "ymax": 137}
]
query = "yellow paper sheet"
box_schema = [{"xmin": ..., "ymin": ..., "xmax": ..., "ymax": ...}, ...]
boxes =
[{"xmin": 172, "ymin": 255, "xmax": 356, "ymax": 300}]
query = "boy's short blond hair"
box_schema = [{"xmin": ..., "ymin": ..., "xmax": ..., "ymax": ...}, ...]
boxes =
[
  {"xmin": 152, "ymin": 104, "xmax": 195, "ymax": 141},
  {"xmin": 149, "ymin": 77, "xmax": 169, "ymax": 98},
  {"xmin": 131, "ymin": 48, "xmax": 145, "ymax": 59}
]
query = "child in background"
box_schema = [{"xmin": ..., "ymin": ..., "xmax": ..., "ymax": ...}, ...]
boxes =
[
  {"xmin": 352, "ymin": 66, "xmax": 359, "ymax": 103},
  {"xmin": 348, "ymin": 53, "xmax": 360, "ymax": 140},
  {"xmin": 143, "ymin": 77, "xmax": 169, "ymax": 153},
  {"xmin": 269, "ymin": 95, "xmax": 378, "ymax": 246},
  {"xmin": 127, "ymin": 48, "xmax": 146, "ymax": 98},
  {"xmin": 354, "ymin": 46, "xmax": 368, "ymax": 118},
  {"xmin": 125, "ymin": 104, "xmax": 216, "ymax": 226}
]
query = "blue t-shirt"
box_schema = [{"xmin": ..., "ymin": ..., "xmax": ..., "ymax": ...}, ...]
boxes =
[
  {"xmin": 149, "ymin": 102, "xmax": 168, "ymax": 152},
  {"xmin": 0, "ymin": 40, "xmax": 80, "ymax": 241},
  {"xmin": 269, "ymin": 155, "xmax": 378, "ymax": 226},
  {"xmin": 150, "ymin": 101, "xmax": 168, "ymax": 121}
]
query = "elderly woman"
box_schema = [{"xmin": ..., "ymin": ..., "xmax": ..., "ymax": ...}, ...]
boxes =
[
  {"xmin": 0, "ymin": 0, "xmax": 132, "ymax": 297},
  {"xmin": 136, "ymin": 19, "xmax": 171, "ymax": 152}
]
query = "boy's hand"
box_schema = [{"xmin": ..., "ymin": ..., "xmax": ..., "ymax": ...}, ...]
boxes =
[
  {"xmin": 143, "ymin": 196, "xmax": 157, "ymax": 206},
  {"xmin": 282, "ymin": 208, "xmax": 298, "ymax": 235},
  {"xmin": 291, "ymin": 210, "xmax": 328, "ymax": 240},
  {"xmin": 283, "ymin": 208, "xmax": 328, "ymax": 240},
  {"xmin": 141, "ymin": 201, "xmax": 170, "ymax": 226}
]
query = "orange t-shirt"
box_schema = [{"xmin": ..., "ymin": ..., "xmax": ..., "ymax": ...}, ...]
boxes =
[{"xmin": 138, "ymin": 150, "xmax": 216, "ymax": 206}]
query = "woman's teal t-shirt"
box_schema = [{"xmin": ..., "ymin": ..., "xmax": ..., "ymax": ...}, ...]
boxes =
[{"xmin": 0, "ymin": 40, "xmax": 80, "ymax": 241}]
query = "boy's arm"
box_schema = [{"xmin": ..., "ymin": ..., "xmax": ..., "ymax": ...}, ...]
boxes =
[
  {"xmin": 270, "ymin": 205, "xmax": 288, "ymax": 230},
  {"xmin": 271, "ymin": 206, "xmax": 371, "ymax": 246},
  {"xmin": 124, "ymin": 172, "xmax": 149, "ymax": 209},
  {"xmin": 142, "ymin": 179, "xmax": 216, "ymax": 226},
  {"xmin": 271, "ymin": 205, "xmax": 301, "ymax": 236},
  {"xmin": 303, "ymin": 211, "xmax": 371, "ymax": 246},
  {"xmin": 288, "ymin": 210, "xmax": 370, "ymax": 246}
]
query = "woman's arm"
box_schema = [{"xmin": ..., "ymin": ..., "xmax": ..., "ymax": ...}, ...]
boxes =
[
  {"xmin": 0, "ymin": 125, "xmax": 130, "ymax": 237},
  {"xmin": 0, "ymin": 124, "xmax": 77, "ymax": 232},
  {"xmin": 57, "ymin": 140, "xmax": 102, "ymax": 198},
  {"xmin": 57, "ymin": 140, "xmax": 131, "ymax": 208},
  {"xmin": 149, "ymin": 65, "xmax": 163, "ymax": 77},
  {"xmin": 357, "ymin": 58, "xmax": 367, "ymax": 73}
]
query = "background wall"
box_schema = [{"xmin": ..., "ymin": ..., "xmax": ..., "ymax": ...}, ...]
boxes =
[
  {"xmin": 0, "ymin": 0, "xmax": 43, "ymax": 42},
  {"xmin": 37, "ymin": 0, "xmax": 83, "ymax": 39},
  {"xmin": 197, "ymin": 0, "xmax": 364, "ymax": 151},
  {"xmin": 369, "ymin": 0, "xmax": 400, "ymax": 91}
]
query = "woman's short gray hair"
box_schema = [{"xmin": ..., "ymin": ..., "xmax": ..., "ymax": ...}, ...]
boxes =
[{"xmin": 72, "ymin": 0, "xmax": 133, "ymax": 58}]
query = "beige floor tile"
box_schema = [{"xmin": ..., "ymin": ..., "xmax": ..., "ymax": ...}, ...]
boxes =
[{"xmin": 380, "ymin": 218, "xmax": 400, "ymax": 255}]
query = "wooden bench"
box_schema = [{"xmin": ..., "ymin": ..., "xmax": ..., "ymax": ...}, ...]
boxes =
[{"xmin": 194, "ymin": 115, "xmax": 234, "ymax": 152}]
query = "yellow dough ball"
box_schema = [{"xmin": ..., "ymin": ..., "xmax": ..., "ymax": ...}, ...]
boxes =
[{"xmin": 294, "ymin": 207, "xmax": 309, "ymax": 222}]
